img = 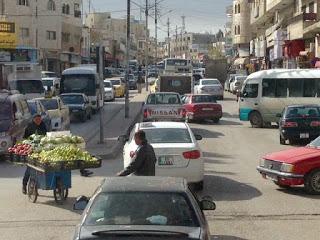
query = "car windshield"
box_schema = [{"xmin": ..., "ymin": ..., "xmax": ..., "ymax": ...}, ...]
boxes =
[
  {"xmin": 104, "ymin": 82, "xmax": 112, "ymax": 88},
  {"xmin": 10, "ymin": 80, "xmax": 44, "ymax": 94},
  {"xmin": 202, "ymin": 79, "xmax": 220, "ymax": 85},
  {"xmin": 42, "ymin": 72, "xmax": 57, "ymax": 78},
  {"xmin": 147, "ymin": 94, "xmax": 181, "ymax": 105},
  {"xmin": 27, "ymin": 102, "xmax": 37, "ymax": 115},
  {"xmin": 39, "ymin": 99, "xmax": 58, "ymax": 110},
  {"xmin": 285, "ymin": 107, "xmax": 320, "ymax": 118},
  {"xmin": 42, "ymin": 80, "xmax": 53, "ymax": 87},
  {"xmin": 61, "ymin": 74, "xmax": 95, "ymax": 96},
  {"xmin": 110, "ymin": 80, "xmax": 121, "ymax": 85},
  {"xmin": 192, "ymin": 95, "xmax": 217, "ymax": 103},
  {"xmin": 60, "ymin": 95, "xmax": 84, "ymax": 104},
  {"xmin": 85, "ymin": 192, "xmax": 199, "ymax": 227},
  {"xmin": 143, "ymin": 128, "xmax": 192, "ymax": 143}
]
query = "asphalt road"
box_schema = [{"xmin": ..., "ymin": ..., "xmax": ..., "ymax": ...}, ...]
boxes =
[{"xmin": 1, "ymin": 92, "xmax": 320, "ymax": 240}]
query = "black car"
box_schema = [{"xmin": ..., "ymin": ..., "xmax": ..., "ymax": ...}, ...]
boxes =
[
  {"xmin": 60, "ymin": 93, "xmax": 92, "ymax": 122},
  {"xmin": 73, "ymin": 177, "xmax": 216, "ymax": 240},
  {"xmin": 278, "ymin": 105, "xmax": 320, "ymax": 145}
]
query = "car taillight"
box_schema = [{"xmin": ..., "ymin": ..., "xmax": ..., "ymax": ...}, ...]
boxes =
[
  {"xmin": 183, "ymin": 150, "xmax": 201, "ymax": 159},
  {"xmin": 143, "ymin": 109, "xmax": 149, "ymax": 118},
  {"xmin": 311, "ymin": 121, "xmax": 320, "ymax": 127},
  {"xmin": 179, "ymin": 108, "xmax": 186, "ymax": 117},
  {"xmin": 281, "ymin": 120, "xmax": 298, "ymax": 127}
]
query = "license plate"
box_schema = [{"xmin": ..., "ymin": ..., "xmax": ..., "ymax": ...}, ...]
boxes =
[
  {"xmin": 72, "ymin": 109, "xmax": 79, "ymax": 112},
  {"xmin": 158, "ymin": 156, "xmax": 174, "ymax": 165},
  {"xmin": 202, "ymin": 108, "xmax": 212, "ymax": 111},
  {"xmin": 266, "ymin": 174, "xmax": 278, "ymax": 181},
  {"xmin": 300, "ymin": 133, "xmax": 309, "ymax": 139}
]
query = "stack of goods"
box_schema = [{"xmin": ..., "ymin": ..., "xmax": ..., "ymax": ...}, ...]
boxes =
[{"xmin": 7, "ymin": 134, "xmax": 101, "ymax": 171}]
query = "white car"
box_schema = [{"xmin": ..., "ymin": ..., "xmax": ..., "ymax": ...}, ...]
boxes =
[
  {"xmin": 103, "ymin": 80, "xmax": 115, "ymax": 101},
  {"xmin": 194, "ymin": 78, "xmax": 223, "ymax": 100},
  {"xmin": 122, "ymin": 122, "xmax": 204, "ymax": 189},
  {"xmin": 36, "ymin": 97, "xmax": 70, "ymax": 131},
  {"xmin": 230, "ymin": 75, "xmax": 247, "ymax": 94},
  {"xmin": 41, "ymin": 71, "xmax": 60, "ymax": 95}
]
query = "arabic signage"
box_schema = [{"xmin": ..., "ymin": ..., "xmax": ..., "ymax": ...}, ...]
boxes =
[{"xmin": 0, "ymin": 22, "xmax": 17, "ymax": 49}]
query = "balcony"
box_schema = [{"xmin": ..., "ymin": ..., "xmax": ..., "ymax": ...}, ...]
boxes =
[{"xmin": 266, "ymin": 0, "xmax": 292, "ymax": 13}]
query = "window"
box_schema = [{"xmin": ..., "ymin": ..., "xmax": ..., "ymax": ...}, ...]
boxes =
[
  {"xmin": 237, "ymin": 25, "xmax": 240, "ymax": 35},
  {"xmin": 243, "ymin": 83, "xmax": 258, "ymax": 98},
  {"xmin": 47, "ymin": 31, "xmax": 56, "ymax": 40},
  {"xmin": 20, "ymin": 28, "xmax": 29, "ymax": 38},
  {"xmin": 276, "ymin": 79, "xmax": 288, "ymax": 97},
  {"xmin": 74, "ymin": 3, "xmax": 81, "ymax": 18},
  {"xmin": 238, "ymin": 4, "xmax": 241, "ymax": 13},
  {"xmin": 62, "ymin": 32, "xmax": 70, "ymax": 42},
  {"xmin": 40, "ymin": 99, "xmax": 59, "ymax": 110},
  {"xmin": 288, "ymin": 79, "xmax": 303, "ymax": 97},
  {"xmin": 301, "ymin": 5, "xmax": 307, "ymax": 13},
  {"xmin": 62, "ymin": 4, "xmax": 70, "ymax": 14},
  {"xmin": 47, "ymin": 0, "xmax": 56, "ymax": 11},
  {"xmin": 235, "ymin": 4, "xmax": 237, "ymax": 14},
  {"xmin": 234, "ymin": 26, "xmax": 237, "ymax": 35},
  {"xmin": 309, "ymin": 2, "xmax": 315, "ymax": 13},
  {"xmin": 262, "ymin": 79, "xmax": 276, "ymax": 97},
  {"xmin": 17, "ymin": 0, "xmax": 29, "ymax": 6}
]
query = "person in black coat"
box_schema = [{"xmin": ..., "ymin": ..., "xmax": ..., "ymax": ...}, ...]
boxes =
[
  {"xmin": 22, "ymin": 114, "xmax": 47, "ymax": 194},
  {"xmin": 117, "ymin": 130, "xmax": 156, "ymax": 176}
]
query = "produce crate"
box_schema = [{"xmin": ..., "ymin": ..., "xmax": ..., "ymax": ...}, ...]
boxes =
[
  {"xmin": 28, "ymin": 159, "xmax": 84, "ymax": 172},
  {"xmin": 80, "ymin": 158, "xmax": 102, "ymax": 169},
  {"xmin": 8, "ymin": 154, "xmax": 28, "ymax": 164}
]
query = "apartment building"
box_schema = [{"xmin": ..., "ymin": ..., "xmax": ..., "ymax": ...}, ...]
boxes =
[
  {"xmin": 0, "ymin": 0, "xmax": 82, "ymax": 72},
  {"xmin": 85, "ymin": 12, "xmax": 148, "ymax": 66}
]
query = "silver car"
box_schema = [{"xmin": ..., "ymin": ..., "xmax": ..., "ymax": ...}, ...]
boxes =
[
  {"xmin": 194, "ymin": 79, "xmax": 224, "ymax": 100},
  {"xmin": 73, "ymin": 177, "xmax": 216, "ymax": 240}
]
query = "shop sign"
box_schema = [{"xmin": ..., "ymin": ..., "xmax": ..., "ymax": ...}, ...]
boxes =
[{"xmin": 0, "ymin": 22, "xmax": 17, "ymax": 49}]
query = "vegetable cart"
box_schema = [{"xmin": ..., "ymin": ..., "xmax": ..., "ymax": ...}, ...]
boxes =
[{"xmin": 26, "ymin": 163, "xmax": 71, "ymax": 204}]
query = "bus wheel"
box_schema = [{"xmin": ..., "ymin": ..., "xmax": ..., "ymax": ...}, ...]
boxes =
[{"xmin": 249, "ymin": 111, "xmax": 263, "ymax": 128}]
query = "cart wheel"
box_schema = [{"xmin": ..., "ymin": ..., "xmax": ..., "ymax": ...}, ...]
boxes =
[
  {"xmin": 53, "ymin": 179, "xmax": 68, "ymax": 204},
  {"xmin": 27, "ymin": 179, "xmax": 38, "ymax": 203}
]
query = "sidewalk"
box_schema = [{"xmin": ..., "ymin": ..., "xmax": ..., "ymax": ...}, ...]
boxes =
[{"xmin": 86, "ymin": 90, "xmax": 148, "ymax": 159}]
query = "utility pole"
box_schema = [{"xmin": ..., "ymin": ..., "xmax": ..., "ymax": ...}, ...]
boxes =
[
  {"xmin": 125, "ymin": 0, "xmax": 130, "ymax": 118},
  {"xmin": 145, "ymin": 0, "xmax": 149, "ymax": 91},
  {"xmin": 167, "ymin": 17, "xmax": 170, "ymax": 58},
  {"xmin": 175, "ymin": 25, "xmax": 178, "ymax": 58},
  {"xmin": 154, "ymin": 0, "xmax": 158, "ymax": 64},
  {"xmin": 1, "ymin": 0, "xmax": 5, "ymax": 16},
  {"xmin": 97, "ymin": 46, "xmax": 105, "ymax": 144}
]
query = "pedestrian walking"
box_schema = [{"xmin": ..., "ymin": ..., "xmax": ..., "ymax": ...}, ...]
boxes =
[{"xmin": 117, "ymin": 130, "xmax": 156, "ymax": 176}]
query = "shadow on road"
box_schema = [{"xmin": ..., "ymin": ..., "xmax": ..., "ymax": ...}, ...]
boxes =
[
  {"xmin": 203, "ymin": 152, "xmax": 233, "ymax": 165},
  {"xmin": 0, "ymin": 161, "xmax": 25, "ymax": 178},
  {"xmin": 211, "ymin": 235, "xmax": 248, "ymax": 240},
  {"xmin": 37, "ymin": 196, "xmax": 83, "ymax": 215},
  {"xmin": 191, "ymin": 128, "xmax": 225, "ymax": 139},
  {"xmin": 223, "ymin": 112, "xmax": 239, "ymax": 119},
  {"xmin": 198, "ymin": 175, "xmax": 262, "ymax": 201},
  {"xmin": 218, "ymin": 119, "xmax": 242, "ymax": 126},
  {"xmin": 276, "ymin": 186, "xmax": 320, "ymax": 199}
]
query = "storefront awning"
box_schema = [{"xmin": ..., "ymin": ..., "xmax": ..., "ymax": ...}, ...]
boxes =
[{"xmin": 234, "ymin": 57, "xmax": 249, "ymax": 65}]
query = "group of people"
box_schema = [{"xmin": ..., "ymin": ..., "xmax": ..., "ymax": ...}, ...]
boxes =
[{"xmin": 22, "ymin": 114, "xmax": 157, "ymax": 194}]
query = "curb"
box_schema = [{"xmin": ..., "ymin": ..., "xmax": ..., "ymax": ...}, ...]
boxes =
[{"xmin": 99, "ymin": 106, "xmax": 142, "ymax": 159}]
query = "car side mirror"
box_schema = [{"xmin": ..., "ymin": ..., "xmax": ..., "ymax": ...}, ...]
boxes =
[
  {"xmin": 194, "ymin": 134, "xmax": 202, "ymax": 141},
  {"xmin": 276, "ymin": 113, "xmax": 282, "ymax": 118},
  {"xmin": 118, "ymin": 135, "xmax": 129, "ymax": 142},
  {"xmin": 200, "ymin": 199, "xmax": 216, "ymax": 211},
  {"xmin": 73, "ymin": 195, "xmax": 89, "ymax": 211}
]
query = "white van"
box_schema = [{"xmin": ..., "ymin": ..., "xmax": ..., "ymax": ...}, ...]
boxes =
[
  {"xmin": 0, "ymin": 90, "xmax": 32, "ymax": 154},
  {"xmin": 239, "ymin": 69, "xmax": 320, "ymax": 128}
]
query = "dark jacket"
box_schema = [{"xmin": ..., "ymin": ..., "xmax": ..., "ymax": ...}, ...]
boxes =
[
  {"xmin": 119, "ymin": 140, "xmax": 157, "ymax": 176},
  {"xmin": 24, "ymin": 121, "xmax": 47, "ymax": 138}
]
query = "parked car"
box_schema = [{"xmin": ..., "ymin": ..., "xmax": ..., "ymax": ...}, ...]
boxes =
[
  {"xmin": 36, "ymin": 97, "xmax": 70, "ymax": 131},
  {"xmin": 60, "ymin": 93, "xmax": 92, "ymax": 122},
  {"xmin": 103, "ymin": 80, "xmax": 115, "ymax": 101},
  {"xmin": 182, "ymin": 94, "xmax": 222, "ymax": 123},
  {"xmin": 230, "ymin": 75, "xmax": 247, "ymax": 94},
  {"xmin": 278, "ymin": 105, "xmax": 320, "ymax": 145},
  {"xmin": 122, "ymin": 122, "xmax": 204, "ymax": 189},
  {"xmin": 224, "ymin": 74, "xmax": 242, "ymax": 92},
  {"xmin": 73, "ymin": 177, "xmax": 216, "ymax": 240},
  {"xmin": 0, "ymin": 90, "xmax": 32, "ymax": 155},
  {"xmin": 128, "ymin": 77, "xmax": 138, "ymax": 90},
  {"xmin": 143, "ymin": 92, "xmax": 186, "ymax": 122},
  {"xmin": 27, "ymin": 99, "xmax": 52, "ymax": 131},
  {"xmin": 257, "ymin": 136, "xmax": 320, "ymax": 194},
  {"xmin": 194, "ymin": 79, "xmax": 223, "ymax": 100},
  {"xmin": 109, "ymin": 78, "xmax": 125, "ymax": 98}
]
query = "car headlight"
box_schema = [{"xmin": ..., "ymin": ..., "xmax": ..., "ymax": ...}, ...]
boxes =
[{"xmin": 280, "ymin": 163, "xmax": 294, "ymax": 173}]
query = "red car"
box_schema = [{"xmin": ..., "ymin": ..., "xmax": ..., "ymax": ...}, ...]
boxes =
[
  {"xmin": 182, "ymin": 94, "xmax": 222, "ymax": 123},
  {"xmin": 257, "ymin": 136, "xmax": 320, "ymax": 194}
]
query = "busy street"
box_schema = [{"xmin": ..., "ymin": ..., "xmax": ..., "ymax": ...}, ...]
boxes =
[{"xmin": 1, "ymin": 92, "xmax": 320, "ymax": 240}]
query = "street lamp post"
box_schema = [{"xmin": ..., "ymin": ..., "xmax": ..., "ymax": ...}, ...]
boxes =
[{"xmin": 125, "ymin": 0, "xmax": 130, "ymax": 118}]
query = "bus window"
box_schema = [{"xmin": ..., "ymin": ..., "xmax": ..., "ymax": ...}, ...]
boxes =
[
  {"xmin": 288, "ymin": 79, "xmax": 303, "ymax": 97},
  {"xmin": 262, "ymin": 79, "xmax": 276, "ymax": 97},
  {"xmin": 243, "ymin": 83, "xmax": 258, "ymax": 98},
  {"xmin": 276, "ymin": 79, "xmax": 287, "ymax": 97},
  {"xmin": 304, "ymin": 79, "xmax": 317, "ymax": 97}
]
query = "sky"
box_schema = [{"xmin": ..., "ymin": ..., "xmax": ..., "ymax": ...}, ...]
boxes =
[{"xmin": 84, "ymin": 0, "xmax": 233, "ymax": 40}]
